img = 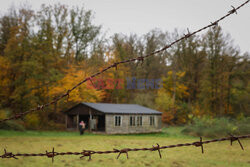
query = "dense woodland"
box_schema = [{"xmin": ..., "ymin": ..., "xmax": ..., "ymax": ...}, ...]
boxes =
[{"xmin": 0, "ymin": 4, "xmax": 249, "ymax": 129}]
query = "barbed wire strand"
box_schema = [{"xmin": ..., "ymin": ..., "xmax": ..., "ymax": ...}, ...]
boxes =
[
  {"xmin": 0, "ymin": 0, "xmax": 249, "ymax": 123},
  {"xmin": 0, "ymin": 134, "xmax": 249, "ymax": 162}
]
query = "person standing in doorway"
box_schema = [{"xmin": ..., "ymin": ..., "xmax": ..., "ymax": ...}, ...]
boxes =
[{"xmin": 79, "ymin": 120, "xmax": 86, "ymax": 135}]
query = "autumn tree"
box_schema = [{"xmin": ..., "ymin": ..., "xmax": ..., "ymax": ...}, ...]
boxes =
[
  {"xmin": 0, "ymin": 8, "xmax": 36, "ymax": 113},
  {"xmin": 156, "ymin": 71, "xmax": 189, "ymax": 124}
]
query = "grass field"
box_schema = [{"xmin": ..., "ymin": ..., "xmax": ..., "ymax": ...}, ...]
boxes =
[{"xmin": 0, "ymin": 127, "xmax": 249, "ymax": 167}]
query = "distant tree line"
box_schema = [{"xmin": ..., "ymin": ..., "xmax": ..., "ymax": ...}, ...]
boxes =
[{"xmin": 0, "ymin": 4, "xmax": 249, "ymax": 128}]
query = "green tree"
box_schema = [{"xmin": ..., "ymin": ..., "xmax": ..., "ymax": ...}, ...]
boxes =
[
  {"xmin": 200, "ymin": 26, "xmax": 244, "ymax": 116},
  {"xmin": 70, "ymin": 6, "xmax": 101, "ymax": 61}
]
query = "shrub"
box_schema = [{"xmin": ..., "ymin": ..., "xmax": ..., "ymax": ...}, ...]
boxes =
[
  {"xmin": 0, "ymin": 109, "xmax": 25, "ymax": 131},
  {"xmin": 0, "ymin": 121, "xmax": 25, "ymax": 131},
  {"xmin": 235, "ymin": 117, "xmax": 250, "ymax": 135},
  {"xmin": 46, "ymin": 121, "xmax": 65, "ymax": 131},
  {"xmin": 182, "ymin": 116, "xmax": 249, "ymax": 138}
]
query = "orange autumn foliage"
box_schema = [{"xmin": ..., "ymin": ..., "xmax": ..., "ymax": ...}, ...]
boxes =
[{"xmin": 49, "ymin": 65, "xmax": 105, "ymax": 105}]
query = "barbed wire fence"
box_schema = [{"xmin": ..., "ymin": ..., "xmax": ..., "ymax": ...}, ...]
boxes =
[
  {"xmin": 1, "ymin": 134, "xmax": 249, "ymax": 162},
  {"xmin": 0, "ymin": 0, "xmax": 250, "ymax": 163}
]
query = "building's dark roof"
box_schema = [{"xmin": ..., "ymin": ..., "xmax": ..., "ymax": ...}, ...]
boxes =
[{"xmin": 78, "ymin": 102, "xmax": 162, "ymax": 115}]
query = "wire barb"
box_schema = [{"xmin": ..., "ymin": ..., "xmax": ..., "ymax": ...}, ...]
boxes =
[
  {"xmin": 114, "ymin": 148, "xmax": 129, "ymax": 159},
  {"xmin": 36, "ymin": 104, "xmax": 43, "ymax": 111},
  {"xmin": 66, "ymin": 90, "xmax": 71, "ymax": 102},
  {"xmin": 151, "ymin": 143, "xmax": 162, "ymax": 158},
  {"xmin": 86, "ymin": 77, "xmax": 95, "ymax": 88},
  {"xmin": 112, "ymin": 62, "xmax": 118, "ymax": 70},
  {"xmin": 137, "ymin": 56, "xmax": 144, "ymax": 66},
  {"xmin": 193, "ymin": 137, "xmax": 204, "ymax": 154},
  {"xmin": 14, "ymin": 114, "xmax": 22, "ymax": 120},
  {"xmin": 229, "ymin": 134, "xmax": 244, "ymax": 150},
  {"xmin": 229, "ymin": 5, "xmax": 237, "ymax": 14},
  {"xmin": 46, "ymin": 148, "xmax": 57, "ymax": 163},
  {"xmin": 211, "ymin": 21, "xmax": 218, "ymax": 28},
  {"xmin": 0, "ymin": 149, "xmax": 18, "ymax": 159},
  {"xmin": 184, "ymin": 28, "xmax": 191, "ymax": 39},
  {"xmin": 80, "ymin": 150, "xmax": 94, "ymax": 161}
]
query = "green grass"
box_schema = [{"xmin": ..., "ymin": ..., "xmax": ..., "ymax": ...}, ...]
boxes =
[
  {"xmin": 0, "ymin": 127, "xmax": 249, "ymax": 167},
  {"xmin": 0, "ymin": 127, "xmax": 194, "ymax": 138}
]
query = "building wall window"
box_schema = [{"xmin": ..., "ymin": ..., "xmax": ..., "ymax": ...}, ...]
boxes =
[
  {"xmin": 114, "ymin": 116, "xmax": 121, "ymax": 126},
  {"xmin": 130, "ymin": 116, "xmax": 136, "ymax": 126},
  {"xmin": 150, "ymin": 116, "xmax": 155, "ymax": 126},
  {"xmin": 137, "ymin": 116, "xmax": 142, "ymax": 126}
]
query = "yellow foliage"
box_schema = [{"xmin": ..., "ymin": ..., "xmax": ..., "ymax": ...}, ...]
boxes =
[
  {"xmin": 0, "ymin": 57, "xmax": 11, "ymax": 85},
  {"xmin": 162, "ymin": 71, "xmax": 189, "ymax": 99},
  {"xmin": 156, "ymin": 89, "xmax": 175, "ymax": 111},
  {"xmin": 0, "ymin": 56, "xmax": 12, "ymax": 98},
  {"xmin": 49, "ymin": 65, "xmax": 105, "ymax": 104},
  {"xmin": 0, "ymin": 109, "xmax": 7, "ymax": 119},
  {"xmin": 24, "ymin": 113, "xmax": 40, "ymax": 129}
]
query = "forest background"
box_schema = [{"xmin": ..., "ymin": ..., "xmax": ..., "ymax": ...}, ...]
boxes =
[{"xmin": 0, "ymin": 4, "xmax": 249, "ymax": 131}]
